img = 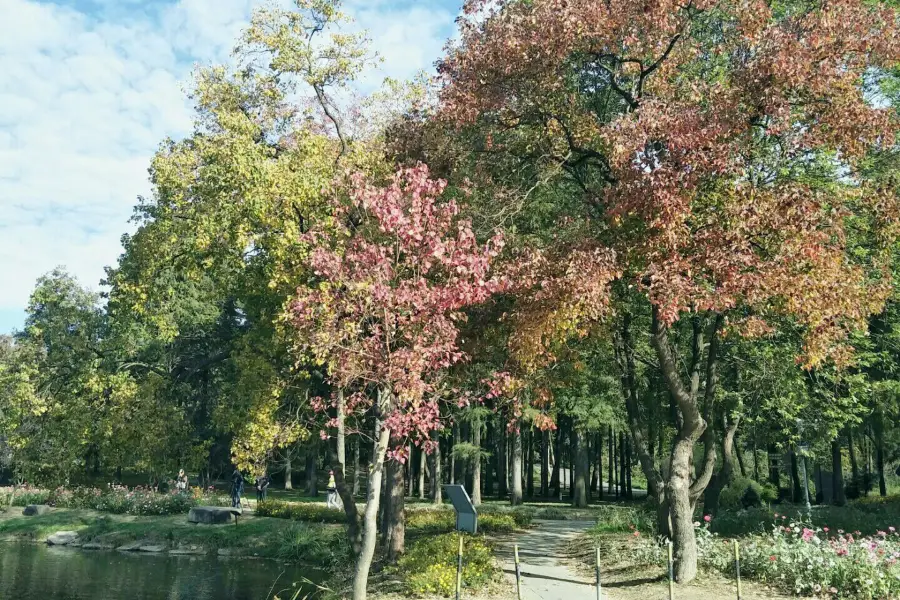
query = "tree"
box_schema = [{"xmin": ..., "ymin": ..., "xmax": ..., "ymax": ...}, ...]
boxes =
[
  {"xmin": 289, "ymin": 164, "xmax": 504, "ymax": 600},
  {"xmin": 440, "ymin": 0, "xmax": 900, "ymax": 582}
]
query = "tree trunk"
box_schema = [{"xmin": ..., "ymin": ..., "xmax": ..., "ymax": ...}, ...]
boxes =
[
  {"xmin": 831, "ymin": 439, "xmax": 846, "ymax": 506},
  {"xmin": 510, "ymin": 423, "xmax": 523, "ymax": 505},
  {"xmin": 306, "ymin": 446, "xmax": 318, "ymax": 497},
  {"xmin": 418, "ymin": 446, "xmax": 427, "ymax": 500},
  {"xmin": 625, "ymin": 436, "xmax": 633, "ymax": 499},
  {"xmin": 284, "ymin": 456, "xmax": 293, "ymax": 490},
  {"xmin": 590, "ymin": 434, "xmax": 599, "ymax": 494},
  {"xmin": 573, "ymin": 429, "xmax": 589, "ymax": 507},
  {"xmin": 352, "ymin": 437, "xmax": 361, "ymax": 496},
  {"xmin": 790, "ymin": 451, "xmax": 803, "ymax": 503},
  {"xmin": 608, "ymin": 426, "xmax": 614, "ymax": 498},
  {"xmin": 484, "ymin": 422, "xmax": 494, "ymax": 498},
  {"xmin": 497, "ymin": 425, "xmax": 508, "ymax": 498},
  {"xmin": 614, "ymin": 432, "xmax": 620, "ymax": 499},
  {"xmin": 333, "ymin": 391, "xmax": 361, "ymax": 553},
  {"xmin": 450, "ymin": 423, "xmax": 458, "ymax": 485},
  {"xmin": 619, "ymin": 432, "xmax": 627, "ymax": 500},
  {"xmin": 386, "ymin": 453, "xmax": 406, "ymax": 561},
  {"xmin": 767, "ymin": 444, "xmax": 781, "ymax": 492},
  {"xmin": 668, "ymin": 438, "xmax": 698, "ymax": 583},
  {"xmin": 752, "ymin": 437, "xmax": 760, "ymax": 482},
  {"xmin": 526, "ymin": 428, "xmax": 535, "ymax": 498},
  {"xmin": 472, "ymin": 421, "xmax": 482, "ymax": 506},
  {"xmin": 539, "ymin": 429, "xmax": 549, "ymax": 497},
  {"xmin": 596, "ymin": 432, "xmax": 604, "ymax": 500},
  {"xmin": 550, "ymin": 427, "xmax": 562, "ymax": 498},
  {"xmin": 352, "ymin": 391, "xmax": 391, "ymax": 600},
  {"xmin": 430, "ymin": 429, "xmax": 443, "ymax": 503},
  {"xmin": 848, "ymin": 429, "xmax": 860, "ymax": 481}
]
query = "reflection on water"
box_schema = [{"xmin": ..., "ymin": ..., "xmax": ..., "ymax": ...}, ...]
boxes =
[{"xmin": 0, "ymin": 542, "xmax": 322, "ymax": 600}]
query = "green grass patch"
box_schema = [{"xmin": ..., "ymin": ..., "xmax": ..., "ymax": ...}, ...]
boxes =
[
  {"xmin": 392, "ymin": 533, "xmax": 498, "ymax": 597},
  {"xmin": 256, "ymin": 500, "xmax": 348, "ymax": 523}
]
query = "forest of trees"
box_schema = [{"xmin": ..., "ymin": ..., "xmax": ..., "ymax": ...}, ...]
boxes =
[{"xmin": 2, "ymin": 0, "xmax": 899, "ymax": 597}]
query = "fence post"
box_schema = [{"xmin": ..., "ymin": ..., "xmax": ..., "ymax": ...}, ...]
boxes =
[
  {"xmin": 456, "ymin": 534, "xmax": 463, "ymax": 600},
  {"xmin": 514, "ymin": 544, "xmax": 522, "ymax": 600},
  {"xmin": 734, "ymin": 540, "xmax": 742, "ymax": 600},
  {"xmin": 667, "ymin": 540, "xmax": 674, "ymax": 600},
  {"xmin": 595, "ymin": 546, "xmax": 602, "ymax": 600}
]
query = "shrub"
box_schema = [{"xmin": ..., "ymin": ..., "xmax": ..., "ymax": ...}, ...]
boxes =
[
  {"xmin": 275, "ymin": 522, "xmax": 350, "ymax": 568},
  {"xmin": 592, "ymin": 503, "xmax": 656, "ymax": 534},
  {"xmin": 0, "ymin": 486, "xmax": 51, "ymax": 507},
  {"xmin": 406, "ymin": 508, "xmax": 521, "ymax": 533},
  {"xmin": 395, "ymin": 534, "xmax": 497, "ymax": 597},
  {"xmin": 256, "ymin": 500, "xmax": 347, "ymax": 523},
  {"xmin": 719, "ymin": 477, "xmax": 777, "ymax": 510}
]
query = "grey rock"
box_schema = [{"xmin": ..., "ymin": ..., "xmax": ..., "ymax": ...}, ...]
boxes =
[
  {"xmin": 169, "ymin": 544, "xmax": 205, "ymax": 555},
  {"xmin": 187, "ymin": 506, "xmax": 241, "ymax": 525},
  {"xmin": 22, "ymin": 504, "xmax": 51, "ymax": 516},
  {"xmin": 82, "ymin": 541, "xmax": 117, "ymax": 550},
  {"xmin": 46, "ymin": 531, "xmax": 79, "ymax": 546},
  {"xmin": 138, "ymin": 545, "xmax": 167, "ymax": 553},
  {"xmin": 217, "ymin": 548, "xmax": 241, "ymax": 557},
  {"xmin": 116, "ymin": 540, "xmax": 144, "ymax": 552}
]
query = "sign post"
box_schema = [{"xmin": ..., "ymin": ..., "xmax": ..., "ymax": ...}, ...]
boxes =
[{"xmin": 444, "ymin": 484, "xmax": 478, "ymax": 534}]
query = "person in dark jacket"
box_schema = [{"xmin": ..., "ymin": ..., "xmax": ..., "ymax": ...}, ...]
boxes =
[
  {"xmin": 230, "ymin": 469, "xmax": 245, "ymax": 508},
  {"xmin": 255, "ymin": 473, "xmax": 270, "ymax": 503}
]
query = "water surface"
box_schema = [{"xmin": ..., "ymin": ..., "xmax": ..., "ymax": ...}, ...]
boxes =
[{"xmin": 0, "ymin": 542, "xmax": 323, "ymax": 600}]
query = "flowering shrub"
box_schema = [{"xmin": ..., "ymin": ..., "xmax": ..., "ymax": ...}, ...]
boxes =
[
  {"xmin": 2, "ymin": 484, "xmax": 229, "ymax": 516},
  {"xmin": 394, "ymin": 534, "xmax": 497, "ymax": 597},
  {"xmin": 0, "ymin": 485, "xmax": 51, "ymax": 506},
  {"xmin": 626, "ymin": 514, "xmax": 900, "ymax": 599}
]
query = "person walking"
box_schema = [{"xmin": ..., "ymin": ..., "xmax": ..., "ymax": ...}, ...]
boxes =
[
  {"xmin": 326, "ymin": 469, "xmax": 338, "ymax": 509},
  {"xmin": 230, "ymin": 468, "xmax": 245, "ymax": 508},
  {"xmin": 255, "ymin": 472, "xmax": 270, "ymax": 503}
]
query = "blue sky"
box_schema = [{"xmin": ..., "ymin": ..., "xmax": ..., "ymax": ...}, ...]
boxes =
[{"xmin": 0, "ymin": 0, "xmax": 462, "ymax": 334}]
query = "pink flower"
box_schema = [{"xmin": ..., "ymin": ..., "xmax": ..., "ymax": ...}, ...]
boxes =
[
  {"xmin": 890, "ymin": 527, "xmax": 896, "ymax": 533},
  {"xmin": 769, "ymin": 555, "xmax": 777, "ymax": 562},
  {"xmin": 633, "ymin": 531, "xmax": 640, "ymax": 537},
  {"xmin": 703, "ymin": 515, "xmax": 712, "ymax": 523},
  {"xmin": 823, "ymin": 527, "xmax": 829, "ymax": 533}
]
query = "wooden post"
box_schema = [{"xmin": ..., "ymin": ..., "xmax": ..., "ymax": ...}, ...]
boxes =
[
  {"xmin": 514, "ymin": 544, "xmax": 522, "ymax": 600},
  {"xmin": 667, "ymin": 540, "xmax": 674, "ymax": 600},
  {"xmin": 456, "ymin": 534, "xmax": 464, "ymax": 600},
  {"xmin": 595, "ymin": 546, "xmax": 602, "ymax": 600},
  {"xmin": 735, "ymin": 540, "xmax": 742, "ymax": 600}
]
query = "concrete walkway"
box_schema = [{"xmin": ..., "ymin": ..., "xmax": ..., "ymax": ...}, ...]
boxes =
[{"xmin": 495, "ymin": 520, "xmax": 602, "ymax": 600}]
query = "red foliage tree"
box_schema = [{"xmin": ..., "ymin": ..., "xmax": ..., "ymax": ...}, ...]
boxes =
[{"xmin": 439, "ymin": 0, "xmax": 900, "ymax": 581}]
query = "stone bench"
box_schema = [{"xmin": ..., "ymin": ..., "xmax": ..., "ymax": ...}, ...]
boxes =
[
  {"xmin": 187, "ymin": 506, "xmax": 242, "ymax": 525},
  {"xmin": 23, "ymin": 504, "xmax": 51, "ymax": 516}
]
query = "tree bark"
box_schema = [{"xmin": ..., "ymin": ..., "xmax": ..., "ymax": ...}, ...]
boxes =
[
  {"xmin": 625, "ymin": 436, "xmax": 633, "ymax": 499},
  {"xmin": 305, "ymin": 445, "xmax": 318, "ymax": 497},
  {"xmin": 352, "ymin": 437, "xmax": 361, "ymax": 496},
  {"xmin": 333, "ymin": 391, "xmax": 360, "ymax": 553},
  {"xmin": 526, "ymin": 428, "xmax": 535, "ymax": 498},
  {"xmin": 767, "ymin": 444, "xmax": 781, "ymax": 491},
  {"xmin": 790, "ymin": 451, "xmax": 802, "ymax": 503},
  {"xmin": 418, "ymin": 446, "xmax": 426, "ymax": 500},
  {"xmin": 540, "ymin": 429, "xmax": 549, "ymax": 497},
  {"xmin": 352, "ymin": 391, "xmax": 391, "ymax": 600},
  {"xmin": 848, "ymin": 428, "xmax": 860, "ymax": 481},
  {"xmin": 450, "ymin": 423, "xmax": 459, "ymax": 485},
  {"xmin": 573, "ymin": 429, "xmax": 589, "ymax": 507},
  {"xmin": 498, "ymin": 425, "xmax": 508, "ymax": 498},
  {"xmin": 386, "ymin": 452, "xmax": 406, "ymax": 561},
  {"xmin": 485, "ymin": 421, "xmax": 494, "ymax": 498},
  {"xmin": 550, "ymin": 427, "xmax": 562, "ymax": 498},
  {"xmin": 472, "ymin": 420, "xmax": 482, "ymax": 506},
  {"xmin": 596, "ymin": 432, "xmax": 604, "ymax": 500},
  {"xmin": 284, "ymin": 456, "xmax": 293, "ymax": 490},
  {"xmin": 608, "ymin": 426, "xmax": 614, "ymax": 498},
  {"xmin": 831, "ymin": 439, "xmax": 846, "ymax": 506},
  {"xmin": 735, "ymin": 434, "xmax": 747, "ymax": 478},
  {"xmin": 510, "ymin": 423, "xmax": 523, "ymax": 505},
  {"xmin": 431, "ymin": 429, "xmax": 443, "ymax": 503},
  {"xmin": 590, "ymin": 434, "xmax": 599, "ymax": 494}
]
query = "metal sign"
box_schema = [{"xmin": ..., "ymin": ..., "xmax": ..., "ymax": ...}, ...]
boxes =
[{"xmin": 444, "ymin": 484, "xmax": 478, "ymax": 534}]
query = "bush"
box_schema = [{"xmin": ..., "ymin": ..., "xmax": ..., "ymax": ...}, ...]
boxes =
[
  {"xmin": 719, "ymin": 477, "xmax": 777, "ymax": 510},
  {"xmin": 0, "ymin": 486, "xmax": 51, "ymax": 506},
  {"xmin": 275, "ymin": 522, "xmax": 350, "ymax": 568},
  {"xmin": 592, "ymin": 503, "xmax": 655, "ymax": 534},
  {"xmin": 256, "ymin": 500, "xmax": 347, "ymax": 523},
  {"xmin": 406, "ymin": 508, "xmax": 521, "ymax": 533},
  {"xmin": 395, "ymin": 534, "xmax": 497, "ymax": 597}
]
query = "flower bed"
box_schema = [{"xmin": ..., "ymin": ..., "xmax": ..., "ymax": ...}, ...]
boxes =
[
  {"xmin": 627, "ymin": 514, "xmax": 900, "ymax": 599},
  {"xmin": 0, "ymin": 484, "xmax": 230, "ymax": 516}
]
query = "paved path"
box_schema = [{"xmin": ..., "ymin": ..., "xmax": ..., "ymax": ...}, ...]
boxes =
[{"xmin": 495, "ymin": 520, "xmax": 602, "ymax": 600}]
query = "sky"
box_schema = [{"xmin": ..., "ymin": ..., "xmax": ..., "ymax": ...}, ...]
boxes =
[{"xmin": 0, "ymin": 0, "xmax": 462, "ymax": 334}]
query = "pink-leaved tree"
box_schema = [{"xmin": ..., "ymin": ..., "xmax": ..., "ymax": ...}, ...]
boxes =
[{"xmin": 289, "ymin": 163, "xmax": 505, "ymax": 600}]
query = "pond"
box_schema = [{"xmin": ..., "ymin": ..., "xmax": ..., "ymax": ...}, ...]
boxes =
[{"xmin": 0, "ymin": 542, "xmax": 324, "ymax": 600}]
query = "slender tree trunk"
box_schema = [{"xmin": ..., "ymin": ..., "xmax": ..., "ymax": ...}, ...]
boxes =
[
  {"xmin": 831, "ymin": 439, "xmax": 846, "ymax": 506},
  {"xmin": 619, "ymin": 432, "xmax": 627, "ymax": 500},
  {"xmin": 485, "ymin": 422, "xmax": 494, "ymax": 498},
  {"xmin": 550, "ymin": 427, "xmax": 562, "ymax": 498},
  {"xmin": 352, "ymin": 437, "xmax": 361, "ymax": 496},
  {"xmin": 497, "ymin": 425, "xmax": 508, "ymax": 498},
  {"xmin": 333, "ymin": 391, "xmax": 361, "ymax": 553},
  {"xmin": 848, "ymin": 429, "xmax": 860, "ymax": 481},
  {"xmin": 418, "ymin": 446, "xmax": 426, "ymax": 500},
  {"xmin": 597, "ymin": 432, "xmax": 604, "ymax": 500},
  {"xmin": 590, "ymin": 434, "xmax": 599, "ymax": 494},
  {"xmin": 284, "ymin": 456, "xmax": 293, "ymax": 490},
  {"xmin": 407, "ymin": 443, "xmax": 414, "ymax": 496},
  {"xmin": 767, "ymin": 444, "xmax": 781, "ymax": 492},
  {"xmin": 573, "ymin": 429, "xmax": 589, "ymax": 507},
  {"xmin": 450, "ymin": 423, "xmax": 458, "ymax": 485},
  {"xmin": 510, "ymin": 423, "xmax": 523, "ymax": 505},
  {"xmin": 735, "ymin": 434, "xmax": 747, "ymax": 478},
  {"xmin": 614, "ymin": 431, "xmax": 620, "ymax": 499},
  {"xmin": 874, "ymin": 412, "xmax": 887, "ymax": 497},
  {"xmin": 526, "ymin": 429, "xmax": 535, "ymax": 498},
  {"xmin": 431, "ymin": 429, "xmax": 443, "ymax": 503},
  {"xmin": 472, "ymin": 421, "xmax": 482, "ymax": 506},
  {"xmin": 608, "ymin": 426, "xmax": 614, "ymax": 498},
  {"xmin": 668, "ymin": 438, "xmax": 698, "ymax": 583},
  {"xmin": 790, "ymin": 451, "xmax": 802, "ymax": 503},
  {"xmin": 752, "ymin": 437, "xmax": 760, "ymax": 482},
  {"xmin": 625, "ymin": 436, "xmax": 633, "ymax": 499},
  {"xmin": 352, "ymin": 392, "xmax": 391, "ymax": 600},
  {"xmin": 540, "ymin": 429, "xmax": 549, "ymax": 497}
]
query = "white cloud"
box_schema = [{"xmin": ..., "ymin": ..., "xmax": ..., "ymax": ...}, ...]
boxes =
[{"xmin": 0, "ymin": 0, "xmax": 460, "ymax": 332}]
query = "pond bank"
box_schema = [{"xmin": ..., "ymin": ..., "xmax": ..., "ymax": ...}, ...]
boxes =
[{"xmin": 0, "ymin": 507, "xmax": 348, "ymax": 567}]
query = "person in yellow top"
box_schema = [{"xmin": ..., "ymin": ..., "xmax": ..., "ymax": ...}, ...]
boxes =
[{"xmin": 326, "ymin": 470, "xmax": 338, "ymax": 508}]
